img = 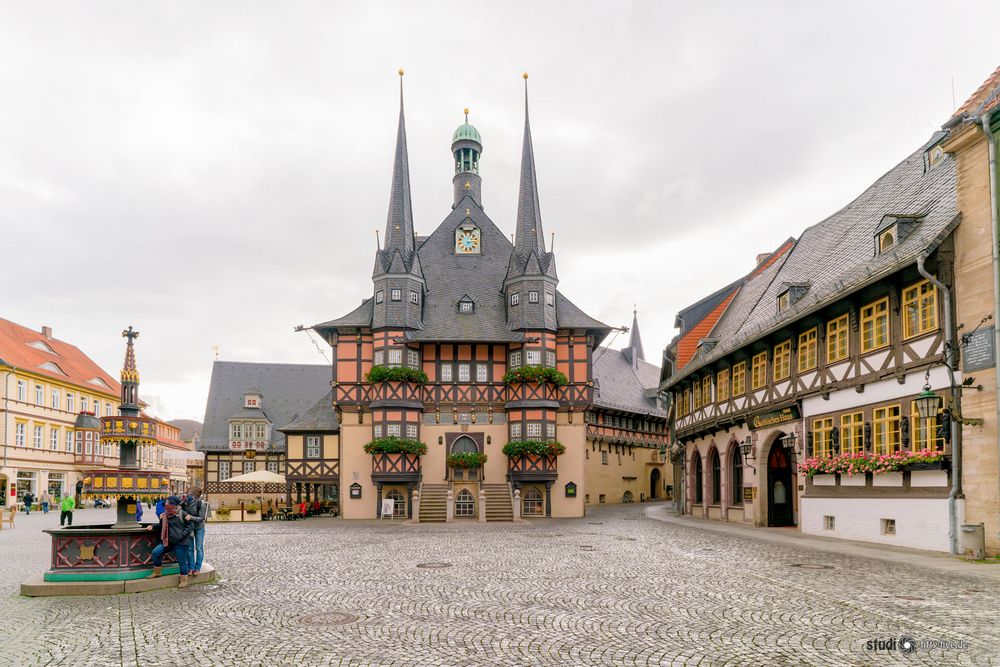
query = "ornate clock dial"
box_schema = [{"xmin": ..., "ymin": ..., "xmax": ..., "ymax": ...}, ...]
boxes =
[{"xmin": 455, "ymin": 228, "xmax": 481, "ymax": 254}]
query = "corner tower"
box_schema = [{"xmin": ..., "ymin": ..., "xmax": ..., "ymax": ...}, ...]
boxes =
[
  {"xmin": 452, "ymin": 109, "xmax": 483, "ymax": 208},
  {"xmin": 372, "ymin": 69, "xmax": 425, "ymax": 330},
  {"xmin": 504, "ymin": 73, "xmax": 558, "ymax": 331}
]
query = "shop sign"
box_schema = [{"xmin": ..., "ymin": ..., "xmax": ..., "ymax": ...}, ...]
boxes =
[
  {"xmin": 349, "ymin": 483, "xmax": 362, "ymax": 499},
  {"xmin": 565, "ymin": 481, "xmax": 577, "ymax": 498},
  {"xmin": 743, "ymin": 487, "xmax": 756, "ymax": 502},
  {"xmin": 749, "ymin": 406, "xmax": 800, "ymax": 430}
]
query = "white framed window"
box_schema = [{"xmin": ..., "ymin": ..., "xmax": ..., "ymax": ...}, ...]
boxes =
[
  {"xmin": 375, "ymin": 290, "xmax": 384, "ymax": 304},
  {"xmin": 510, "ymin": 351, "xmax": 522, "ymax": 368},
  {"xmin": 545, "ymin": 292, "xmax": 554, "ymax": 306},
  {"xmin": 80, "ymin": 396, "xmax": 88, "ymax": 412},
  {"xmin": 85, "ymin": 439, "xmax": 92, "ymax": 455},
  {"xmin": 243, "ymin": 461, "xmax": 254, "ymax": 474},
  {"xmin": 528, "ymin": 291, "xmax": 539, "ymax": 303},
  {"xmin": 407, "ymin": 349, "xmax": 419, "ymax": 367},
  {"xmin": 511, "ymin": 293, "xmax": 520, "ymax": 306},
  {"xmin": 406, "ymin": 424, "xmax": 418, "ymax": 438},
  {"xmin": 33, "ymin": 425, "xmax": 43, "ymax": 448},
  {"xmin": 51, "ymin": 389, "xmax": 59, "ymax": 409},
  {"xmin": 231, "ymin": 423, "xmax": 243, "ymax": 439},
  {"xmin": 373, "ymin": 424, "xmax": 383, "ymax": 437},
  {"xmin": 306, "ymin": 435, "xmax": 322, "ymax": 458},
  {"xmin": 459, "ymin": 301, "xmax": 473, "ymax": 313},
  {"xmin": 35, "ymin": 385, "xmax": 44, "ymax": 405},
  {"xmin": 510, "ymin": 423, "xmax": 522, "ymax": 439},
  {"xmin": 267, "ymin": 461, "xmax": 279, "ymax": 474},
  {"xmin": 255, "ymin": 423, "xmax": 266, "ymax": 439},
  {"xmin": 526, "ymin": 423, "xmax": 542, "ymax": 438},
  {"xmin": 65, "ymin": 430, "xmax": 73, "ymax": 452},
  {"xmin": 50, "ymin": 428, "xmax": 59, "ymax": 450},
  {"xmin": 106, "ymin": 404, "xmax": 113, "ymax": 417},
  {"xmin": 388, "ymin": 349, "xmax": 402, "ymax": 366},
  {"xmin": 546, "ymin": 423, "xmax": 556, "ymax": 439},
  {"xmin": 409, "ymin": 291, "xmax": 419, "ymax": 304},
  {"xmin": 458, "ymin": 364, "xmax": 471, "ymax": 382},
  {"xmin": 374, "ymin": 350, "xmax": 384, "ymax": 366},
  {"xmin": 219, "ymin": 461, "xmax": 231, "ymax": 481},
  {"xmin": 440, "ymin": 364, "xmax": 453, "ymax": 382},
  {"xmin": 387, "ymin": 424, "xmax": 401, "ymax": 437},
  {"xmin": 17, "ymin": 380, "xmax": 26, "ymax": 402},
  {"xmin": 15, "ymin": 423, "xmax": 25, "ymax": 446},
  {"xmin": 75, "ymin": 432, "xmax": 82, "ymax": 454},
  {"xmin": 93, "ymin": 401, "xmax": 100, "ymax": 416},
  {"xmin": 545, "ymin": 351, "xmax": 556, "ymax": 367},
  {"xmin": 476, "ymin": 364, "xmax": 488, "ymax": 382},
  {"xmin": 526, "ymin": 350, "xmax": 541, "ymax": 365},
  {"xmin": 66, "ymin": 393, "xmax": 74, "ymax": 412},
  {"xmin": 390, "ymin": 289, "xmax": 402, "ymax": 301}
]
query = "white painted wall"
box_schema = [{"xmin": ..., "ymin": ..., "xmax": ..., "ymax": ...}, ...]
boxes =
[
  {"xmin": 800, "ymin": 497, "xmax": 960, "ymax": 552},
  {"xmin": 801, "ymin": 365, "xmax": 958, "ymax": 417}
]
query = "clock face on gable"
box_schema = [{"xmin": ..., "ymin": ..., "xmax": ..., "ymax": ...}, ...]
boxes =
[{"xmin": 455, "ymin": 226, "xmax": 481, "ymax": 254}]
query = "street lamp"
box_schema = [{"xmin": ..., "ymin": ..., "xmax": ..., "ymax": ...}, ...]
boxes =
[
  {"xmin": 739, "ymin": 436, "xmax": 756, "ymax": 472},
  {"xmin": 914, "ymin": 383, "xmax": 943, "ymax": 421}
]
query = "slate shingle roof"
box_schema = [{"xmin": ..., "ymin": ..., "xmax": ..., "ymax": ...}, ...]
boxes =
[
  {"xmin": 279, "ymin": 390, "xmax": 340, "ymax": 432},
  {"xmin": 593, "ymin": 347, "xmax": 665, "ymax": 417},
  {"xmin": 199, "ymin": 361, "xmax": 330, "ymax": 452},
  {"xmin": 665, "ymin": 138, "xmax": 958, "ymax": 388}
]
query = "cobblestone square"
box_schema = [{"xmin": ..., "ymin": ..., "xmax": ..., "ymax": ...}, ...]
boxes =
[{"xmin": 2, "ymin": 503, "xmax": 999, "ymax": 666}]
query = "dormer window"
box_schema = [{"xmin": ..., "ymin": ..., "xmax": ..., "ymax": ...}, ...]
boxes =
[
  {"xmin": 409, "ymin": 291, "xmax": 419, "ymax": 304},
  {"xmin": 545, "ymin": 292, "xmax": 554, "ymax": 307},
  {"xmin": 375, "ymin": 291, "xmax": 384, "ymax": 304},
  {"xmin": 528, "ymin": 291, "xmax": 539, "ymax": 303},
  {"xmin": 390, "ymin": 289, "xmax": 402, "ymax": 301},
  {"xmin": 28, "ymin": 340, "xmax": 56, "ymax": 354},
  {"xmin": 777, "ymin": 283, "xmax": 810, "ymax": 311},
  {"xmin": 777, "ymin": 291, "xmax": 790, "ymax": 311},
  {"xmin": 459, "ymin": 301, "xmax": 473, "ymax": 313},
  {"xmin": 511, "ymin": 293, "xmax": 520, "ymax": 306},
  {"xmin": 878, "ymin": 226, "xmax": 896, "ymax": 253}
]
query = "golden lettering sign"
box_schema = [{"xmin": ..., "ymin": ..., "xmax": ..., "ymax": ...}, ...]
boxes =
[{"xmin": 749, "ymin": 406, "xmax": 800, "ymax": 430}]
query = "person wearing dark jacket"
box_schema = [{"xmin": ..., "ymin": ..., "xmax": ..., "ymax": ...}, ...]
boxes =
[
  {"xmin": 146, "ymin": 496, "xmax": 193, "ymax": 588},
  {"xmin": 22, "ymin": 492, "xmax": 35, "ymax": 515},
  {"xmin": 181, "ymin": 487, "xmax": 208, "ymax": 576}
]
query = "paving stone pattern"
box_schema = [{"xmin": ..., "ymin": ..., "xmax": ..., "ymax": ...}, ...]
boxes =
[{"xmin": 1, "ymin": 505, "xmax": 998, "ymax": 666}]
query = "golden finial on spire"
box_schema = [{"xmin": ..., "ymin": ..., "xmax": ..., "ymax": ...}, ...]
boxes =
[
  {"xmin": 464, "ymin": 107, "xmax": 469, "ymax": 122},
  {"xmin": 398, "ymin": 68, "xmax": 405, "ymax": 76},
  {"xmin": 522, "ymin": 71, "xmax": 529, "ymax": 80}
]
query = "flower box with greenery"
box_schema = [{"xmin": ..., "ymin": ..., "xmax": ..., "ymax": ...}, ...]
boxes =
[
  {"xmin": 501, "ymin": 440, "xmax": 566, "ymax": 457},
  {"xmin": 446, "ymin": 452, "xmax": 488, "ymax": 469},
  {"xmin": 365, "ymin": 365, "xmax": 429, "ymax": 385},
  {"xmin": 245, "ymin": 502, "xmax": 259, "ymax": 514},
  {"xmin": 502, "ymin": 366, "xmax": 568, "ymax": 387},
  {"xmin": 363, "ymin": 437, "xmax": 428, "ymax": 456},
  {"xmin": 798, "ymin": 449, "xmax": 946, "ymax": 477},
  {"xmin": 214, "ymin": 507, "xmax": 231, "ymax": 520}
]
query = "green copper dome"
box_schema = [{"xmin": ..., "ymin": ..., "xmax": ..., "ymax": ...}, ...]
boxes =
[{"xmin": 452, "ymin": 122, "xmax": 481, "ymax": 144}]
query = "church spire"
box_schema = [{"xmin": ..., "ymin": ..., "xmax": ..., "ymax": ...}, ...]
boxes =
[
  {"xmin": 119, "ymin": 325, "xmax": 141, "ymax": 417},
  {"xmin": 513, "ymin": 72, "xmax": 547, "ymax": 262},
  {"xmin": 382, "ymin": 68, "xmax": 414, "ymax": 261},
  {"xmin": 627, "ymin": 307, "xmax": 646, "ymax": 367}
]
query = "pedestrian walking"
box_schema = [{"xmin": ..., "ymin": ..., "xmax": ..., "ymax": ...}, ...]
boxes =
[
  {"xmin": 181, "ymin": 487, "xmax": 208, "ymax": 575},
  {"xmin": 146, "ymin": 495, "xmax": 193, "ymax": 588},
  {"xmin": 40, "ymin": 491, "xmax": 50, "ymax": 514},
  {"xmin": 60, "ymin": 494, "xmax": 75, "ymax": 526},
  {"xmin": 155, "ymin": 497, "xmax": 166, "ymax": 518},
  {"xmin": 22, "ymin": 491, "xmax": 34, "ymax": 515}
]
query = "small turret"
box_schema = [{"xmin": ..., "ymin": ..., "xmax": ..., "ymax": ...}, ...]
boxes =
[{"xmin": 452, "ymin": 108, "xmax": 483, "ymax": 208}]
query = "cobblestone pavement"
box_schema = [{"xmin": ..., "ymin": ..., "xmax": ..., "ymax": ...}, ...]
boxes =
[{"xmin": 1, "ymin": 503, "xmax": 999, "ymax": 666}]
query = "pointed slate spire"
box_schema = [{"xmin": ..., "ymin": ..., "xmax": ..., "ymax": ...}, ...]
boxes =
[
  {"xmin": 513, "ymin": 72, "xmax": 546, "ymax": 262},
  {"xmin": 383, "ymin": 69, "xmax": 415, "ymax": 262},
  {"xmin": 626, "ymin": 307, "xmax": 645, "ymax": 367}
]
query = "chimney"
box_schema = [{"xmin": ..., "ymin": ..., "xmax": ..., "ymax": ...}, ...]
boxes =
[
  {"xmin": 755, "ymin": 253, "xmax": 770, "ymax": 266},
  {"xmin": 41, "ymin": 326, "xmax": 52, "ymax": 340}
]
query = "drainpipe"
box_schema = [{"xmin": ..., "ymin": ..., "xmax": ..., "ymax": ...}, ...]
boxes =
[
  {"xmin": 979, "ymin": 111, "xmax": 1000, "ymax": 521},
  {"xmin": 1, "ymin": 363, "xmax": 14, "ymax": 471},
  {"xmin": 916, "ymin": 253, "xmax": 962, "ymax": 554}
]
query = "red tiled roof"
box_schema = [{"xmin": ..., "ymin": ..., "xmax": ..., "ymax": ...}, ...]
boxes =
[
  {"xmin": 675, "ymin": 289, "xmax": 738, "ymax": 369},
  {"xmin": 951, "ymin": 65, "xmax": 1000, "ymax": 121},
  {"xmin": 0, "ymin": 317, "xmax": 121, "ymax": 397}
]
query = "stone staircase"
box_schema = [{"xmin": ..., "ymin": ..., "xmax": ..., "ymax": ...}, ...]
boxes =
[
  {"xmin": 418, "ymin": 484, "xmax": 448, "ymax": 523},
  {"xmin": 483, "ymin": 483, "xmax": 514, "ymax": 522}
]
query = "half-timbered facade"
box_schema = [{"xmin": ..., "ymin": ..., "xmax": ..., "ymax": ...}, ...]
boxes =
[
  {"xmin": 307, "ymin": 75, "xmax": 669, "ymax": 520},
  {"xmin": 663, "ymin": 132, "xmax": 961, "ymax": 551}
]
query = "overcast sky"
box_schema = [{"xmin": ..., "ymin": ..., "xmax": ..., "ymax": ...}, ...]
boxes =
[{"xmin": 3, "ymin": 2, "xmax": 1000, "ymax": 422}]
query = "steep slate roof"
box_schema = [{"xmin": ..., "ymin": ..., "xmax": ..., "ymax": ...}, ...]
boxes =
[
  {"xmin": 950, "ymin": 65, "xmax": 1000, "ymax": 122},
  {"xmin": 665, "ymin": 138, "xmax": 958, "ymax": 388},
  {"xmin": 593, "ymin": 346, "xmax": 666, "ymax": 417},
  {"xmin": 0, "ymin": 317, "xmax": 121, "ymax": 398},
  {"xmin": 279, "ymin": 390, "xmax": 340, "ymax": 432},
  {"xmin": 167, "ymin": 419, "xmax": 202, "ymax": 443},
  {"xmin": 199, "ymin": 361, "xmax": 330, "ymax": 452}
]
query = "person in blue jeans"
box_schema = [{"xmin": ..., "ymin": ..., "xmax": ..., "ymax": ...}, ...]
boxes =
[
  {"xmin": 146, "ymin": 496, "xmax": 193, "ymax": 588},
  {"xmin": 181, "ymin": 487, "xmax": 208, "ymax": 575}
]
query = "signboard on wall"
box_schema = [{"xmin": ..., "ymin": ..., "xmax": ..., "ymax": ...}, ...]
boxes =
[
  {"xmin": 963, "ymin": 326, "xmax": 996, "ymax": 372},
  {"xmin": 743, "ymin": 486, "xmax": 755, "ymax": 502},
  {"xmin": 749, "ymin": 406, "xmax": 801, "ymax": 430}
]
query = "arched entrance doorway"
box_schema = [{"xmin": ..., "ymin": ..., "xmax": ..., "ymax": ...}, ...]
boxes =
[
  {"xmin": 767, "ymin": 441, "xmax": 794, "ymax": 526},
  {"xmin": 649, "ymin": 468, "xmax": 661, "ymax": 499},
  {"xmin": 449, "ymin": 436, "xmax": 480, "ymax": 481}
]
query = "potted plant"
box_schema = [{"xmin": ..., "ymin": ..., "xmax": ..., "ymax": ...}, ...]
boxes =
[
  {"xmin": 502, "ymin": 366, "xmax": 568, "ymax": 387},
  {"xmin": 245, "ymin": 502, "xmax": 260, "ymax": 515},
  {"xmin": 365, "ymin": 365, "xmax": 429, "ymax": 384},
  {"xmin": 503, "ymin": 440, "xmax": 564, "ymax": 476},
  {"xmin": 215, "ymin": 506, "xmax": 231, "ymax": 520},
  {"xmin": 446, "ymin": 452, "xmax": 488, "ymax": 469}
]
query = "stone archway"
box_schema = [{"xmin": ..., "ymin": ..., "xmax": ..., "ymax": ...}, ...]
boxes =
[
  {"xmin": 649, "ymin": 468, "xmax": 661, "ymax": 500},
  {"xmin": 764, "ymin": 432, "xmax": 795, "ymax": 527}
]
